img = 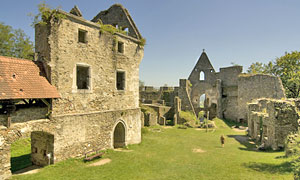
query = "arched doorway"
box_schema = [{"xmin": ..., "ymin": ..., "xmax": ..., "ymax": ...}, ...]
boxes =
[{"xmin": 113, "ymin": 122, "xmax": 126, "ymax": 148}]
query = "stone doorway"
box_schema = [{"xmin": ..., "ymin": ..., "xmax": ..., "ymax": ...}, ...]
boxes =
[{"xmin": 113, "ymin": 122, "xmax": 126, "ymax": 148}]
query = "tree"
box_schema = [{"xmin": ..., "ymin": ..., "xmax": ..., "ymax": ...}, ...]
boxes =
[
  {"xmin": 247, "ymin": 61, "xmax": 274, "ymax": 74},
  {"xmin": 273, "ymin": 51, "xmax": 300, "ymax": 98},
  {"xmin": 0, "ymin": 22, "xmax": 34, "ymax": 60},
  {"xmin": 247, "ymin": 51, "xmax": 300, "ymax": 98},
  {"xmin": 247, "ymin": 62, "xmax": 265, "ymax": 74}
]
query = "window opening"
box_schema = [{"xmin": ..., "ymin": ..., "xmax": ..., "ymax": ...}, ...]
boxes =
[
  {"xmin": 117, "ymin": 71, "xmax": 125, "ymax": 90},
  {"xmin": 78, "ymin": 29, "xmax": 87, "ymax": 43},
  {"xmin": 118, "ymin": 41, "xmax": 124, "ymax": 53},
  {"xmin": 77, "ymin": 66, "xmax": 90, "ymax": 89},
  {"xmin": 200, "ymin": 71, "xmax": 205, "ymax": 80}
]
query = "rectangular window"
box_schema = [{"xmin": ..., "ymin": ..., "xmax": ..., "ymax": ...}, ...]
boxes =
[
  {"xmin": 117, "ymin": 41, "xmax": 124, "ymax": 53},
  {"xmin": 77, "ymin": 66, "xmax": 90, "ymax": 89},
  {"xmin": 116, "ymin": 71, "xmax": 125, "ymax": 90},
  {"xmin": 78, "ymin": 29, "xmax": 87, "ymax": 43}
]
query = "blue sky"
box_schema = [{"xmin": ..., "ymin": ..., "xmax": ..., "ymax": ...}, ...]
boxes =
[{"xmin": 1, "ymin": 0, "xmax": 300, "ymax": 87}]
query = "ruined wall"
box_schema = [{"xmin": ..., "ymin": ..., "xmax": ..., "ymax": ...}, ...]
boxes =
[
  {"xmin": 91, "ymin": 4, "xmax": 142, "ymax": 39},
  {"xmin": 219, "ymin": 66, "xmax": 242, "ymax": 121},
  {"xmin": 140, "ymin": 86, "xmax": 176, "ymax": 106},
  {"xmin": 35, "ymin": 10, "xmax": 143, "ymax": 154},
  {"xmin": 238, "ymin": 74, "xmax": 285, "ymax": 122},
  {"xmin": 0, "ymin": 107, "xmax": 47, "ymax": 126},
  {"xmin": 36, "ymin": 13, "xmax": 143, "ymax": 116},
  {"xmin": 31, "ymin": 131, "xmax": 54, "ymax": 166},
  {"xmin": 141, "ymin": 104, "xmax": 172, "ymax": 126},
  {"xmin": 0, "ymin": 119, "xmax": 55, "ymax": 180},
  {"xmin": 52, "ymin": 108, "xmax": 141, "ymax": 161},
  {"xmin": 178, "ymin": 79, "xmax": 195, "ymax": 114},
  {"xmin": 248, "ymin": 98, "xmax": 299, "ymax": 150}
]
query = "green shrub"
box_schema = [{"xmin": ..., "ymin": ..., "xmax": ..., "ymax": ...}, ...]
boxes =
[
  {"xmin": 30, "ymin": 2, "xmax": 66, "ymax": 26},
  {"xmin": 138, "ymin": 38, "xmax": 146, "ymax": 47},
  {"xmin": 179, "ymin": 111, "xmax": 197, "ymax": 127}
]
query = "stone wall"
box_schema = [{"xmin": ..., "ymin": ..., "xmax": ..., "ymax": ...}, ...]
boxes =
[
  {"xmin": 248, "ymin": 98, "xmax": 299, "ymax": 150},
  {"xmin": 238, "ymin": 74, "xmax": 285, "ymax": 122},
  {"xmin": 36, "ymin": 12, "xmax": 143, "ymax": 116},
  {"xmin": 0, "ymin": 119, "xmax": 55, "ymax": 180},
  {"xmin": 1, "ymin": 4, "xmax": 144, "ymax": 179},
  {"xmin": 52, "ymin": 108, "xmax": 141, "ymax": 162},
  {"xmin": 141, "ymin": 104, "xmax": 172, "ymax": 126},
  {"xmin": 140, "ymin": 86, "xmax": 176, "ymax": 106},
  {"xmin": 0, "ymin": 107, "xmax": 47, "ymax": 126},
  {"xmin": 219, "ymin": 66, "xmax": 242, "ymax": 121},
  {"xmin": 31, "ymin": 131, "xmax": 55, "ymax": 166},
  {"xmin": 178, "ymin": 79, "xmax": 195, "ymax": 114}
]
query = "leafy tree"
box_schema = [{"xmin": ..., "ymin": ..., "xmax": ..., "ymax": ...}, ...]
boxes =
[
  {"xmin": 247, "ymin": 62, "xmax": 265, "ymax": 74},
  {"xmin": 247, "ymin": 61, "xmax": 275, "ymax": 74},
  {"xmin": 273, "ymin": 51, "xmax": 300, "ymax": 98},
  {"xmin": 0, "ymin": 22, "xmax": 34, "ymax": 60}
]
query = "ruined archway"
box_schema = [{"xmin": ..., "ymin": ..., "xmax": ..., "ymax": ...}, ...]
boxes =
[{"xmin": 113, "ymin": 121, "xmax": 126, "ymax": 148}]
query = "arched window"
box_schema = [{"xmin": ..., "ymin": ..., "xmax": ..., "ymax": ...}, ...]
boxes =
[{"xmin": 199, "ymin": 71, "xmax": 205, "ymax": 80}]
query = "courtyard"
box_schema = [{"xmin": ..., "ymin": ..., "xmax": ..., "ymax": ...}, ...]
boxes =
[{"xmin": 12, "ymin": 119, "xmax": 293, "ymax": 180}]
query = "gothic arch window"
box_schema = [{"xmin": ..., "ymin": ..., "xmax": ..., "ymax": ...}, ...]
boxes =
[{"xmin": 200, "ymin": 71, "xmax": 205, "ymax": 80}]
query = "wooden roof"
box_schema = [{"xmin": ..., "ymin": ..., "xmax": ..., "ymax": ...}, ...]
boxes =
[{"xmin": 0, "ymin": 56, "xmax": 60, "ymax": 100}]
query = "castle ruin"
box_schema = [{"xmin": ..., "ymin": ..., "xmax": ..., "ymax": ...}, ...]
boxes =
[{"xmin": 0, "ymin": 4, "xmax": 144, "ymax": 179}]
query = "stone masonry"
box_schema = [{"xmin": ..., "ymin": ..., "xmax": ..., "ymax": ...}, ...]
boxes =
[
  {"xmin": 248, "ymin": 98, "xmax": 299, "ymax": 150},
  {"xmin": 0, "ymin": 4, "xmax": 144, "ymax": 179},
  {"xmin": 177, "ymin": 51, "xmax": 285, "ymax": 122}
]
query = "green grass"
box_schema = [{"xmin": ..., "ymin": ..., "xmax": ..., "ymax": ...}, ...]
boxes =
[
  {"xmin": 11, "ymin": 138, "xmax": 32, "ymax": 172},
  {"xmin": 13, "ymin": 119, "xmax": 293, "ymax": 179}
]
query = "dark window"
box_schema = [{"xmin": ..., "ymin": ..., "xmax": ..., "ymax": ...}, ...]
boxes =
[
  {"xmin": 78, "ymin": 29, "xmax": 87, "ymax": 43},
  {"xmin": 116, "ymin": 71, "xmax": 125, "ymax": 90},
  {"xmin": 117, "ymin": 41, "xmax": 124, "ymax": 53},
  {"xmin": 77, "ymin": 66, "xmax": 90, "ymax": 89}
]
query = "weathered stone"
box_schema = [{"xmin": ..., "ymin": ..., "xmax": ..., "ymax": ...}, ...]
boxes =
[
  {"xmin": 0, "ymin": 4, "xmax": 143, "ymax": 179},
  {"xmin": 247, "ymin": 98, "xmax": 299, "ymax": 150}
]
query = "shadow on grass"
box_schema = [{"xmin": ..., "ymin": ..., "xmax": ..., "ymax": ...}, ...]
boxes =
[
  {"xmin": 227, "ymin": 135, "xmax": 257, "ymax": 151},
  {"xmin": 11, "ymin": 153, "xmax": 32, "ymax": 173},
  {"xmin": 243, "ymin": 161, "xmax": 293, "ymax": 174},
  {"xmin": 222, "ymin": 119, "xmax": 247, "ymax": 128}
]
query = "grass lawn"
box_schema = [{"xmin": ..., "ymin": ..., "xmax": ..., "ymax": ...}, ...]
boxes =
[
  {"xmin": 12, "ymin": 119, "xmax": 293, "ymax": 180},
  {"xmin": 11, "ymin": 138, "xmax": 32, "ymax": 173}
]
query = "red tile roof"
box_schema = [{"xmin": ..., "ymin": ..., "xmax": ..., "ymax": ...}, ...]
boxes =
[{"xmin": 0, "ymin": 56, "xmax": 60, "ymax": 100}]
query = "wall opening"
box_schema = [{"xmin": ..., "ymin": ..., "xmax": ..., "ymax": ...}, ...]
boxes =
[
  {"xmin": 113, "ymin": 122, "xmax": 125, "ymax": 148},
  {"xmin": 122, "ymin": 27, "xmax": 129, "ymax": 35},
  {"xmin": 78, "ymin": 29, "xmax": 87, "ymax": 43},
  {"xmin": 76, "ymin": 65, "xmax": 90, "ymax": 90},
  {"xmin": 199, "ymin": 94, "xmax": 206, "ymax": 108},
  {"xmin": 117, "ymin": 41, "xmax": 124, "ymax": 53},
  {"xmin": 199, "ymin": 71, "xmax": 205, "ymax": 80},
  {"xmin": 116, "ymin": 71, "xmax": 125, "ymax": 90},
  {"xmin": 10, "ymin": 138, "xmax": 32, "ymax": 173}
]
